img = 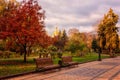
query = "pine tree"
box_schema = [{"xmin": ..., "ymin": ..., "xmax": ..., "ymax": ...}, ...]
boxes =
[
  {"xmin": 97, "ymin": 8, "xmax": 119, "ymax": 57},
  {"xmin": 54, "ymin": 29, "xmax": 68, "ymax": 51},
  {"xmin": 61, "ymin": 29, "xmax": 68, "ymax": 47},
  {"xmin": 92, "ymin": 38, "xmax": 98, "ymax": 52}
]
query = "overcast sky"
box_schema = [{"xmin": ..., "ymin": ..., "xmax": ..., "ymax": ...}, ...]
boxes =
[{"xmin": 17, "ymin": 0, "xmax": 120, "ymax": 35}]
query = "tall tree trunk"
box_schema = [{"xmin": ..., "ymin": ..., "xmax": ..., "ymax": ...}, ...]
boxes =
[
  {"xmin": 39, "ymin": 53, "xmax": 42, "ymax": 58},
  {"xmin": 110, "ymin": 49, "xmax": 114, "ymax": 58},
  {"xmin": 27, "ymin": 46, "xmax": 32, "ymax": 56},
  {"xmin": 24, "ymin": 45, "xmax": 27, "ymax": 62}
]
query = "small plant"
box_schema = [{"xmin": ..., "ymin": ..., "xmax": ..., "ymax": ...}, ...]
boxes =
[{"xmin": 48, "ymin": 45, "xmax": 57, "ymax": 58}]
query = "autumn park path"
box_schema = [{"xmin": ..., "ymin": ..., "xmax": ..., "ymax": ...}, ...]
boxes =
[{"xmin": 8, "ymin": 57, "xmax": 120, "ymax": 80}]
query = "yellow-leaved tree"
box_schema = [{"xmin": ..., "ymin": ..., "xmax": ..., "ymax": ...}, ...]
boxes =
[{"xmin": 97, "ymin": 8, "xmax": 119, "ymax": 57}]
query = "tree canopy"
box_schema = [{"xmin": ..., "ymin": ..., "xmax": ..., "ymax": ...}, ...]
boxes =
[
  {"xmin": 0, "ymin": 0, "xmax": 50, "ymax": 62},
  {"xmin": 97, "ymin": 8, "xmax": 119, "ymax": 57}
]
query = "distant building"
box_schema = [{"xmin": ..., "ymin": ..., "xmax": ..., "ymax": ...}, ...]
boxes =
[
  {"xmin": 52, "ymin": 27, "xmax": 59, "ymax": 37},
  {"xmin": 52, "ymin": 27, "xmax": 65, "ymax": 37}
]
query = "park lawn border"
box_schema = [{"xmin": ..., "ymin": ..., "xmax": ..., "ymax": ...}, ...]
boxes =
[
  {"xmin": 0, "ymin": 70, "xmax": 37, "ymax": 80},
  {"xmin": 0, "ymin": 56, "xmax": 112, "ymax": 80}
]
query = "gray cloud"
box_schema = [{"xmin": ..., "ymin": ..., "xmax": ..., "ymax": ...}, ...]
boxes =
[{"xmin": 17, "ymin": 0, "xmax": 120, "ymax": 35}]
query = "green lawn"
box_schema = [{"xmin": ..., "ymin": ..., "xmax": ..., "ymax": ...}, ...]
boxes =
[
  {"xmin": 73, "ymin": 53, "xmax": 109, "ymax": 63},
  {"xmin": 0, "ymin": 53, "xmax": 109, "ymax": 77},
  {"xmin": 53, "ymin": 53, "xmax": 109, "ymax": 64},
  {"xmin": 0, "ymin": 57, "xmax": 36, "ymax": 77}
]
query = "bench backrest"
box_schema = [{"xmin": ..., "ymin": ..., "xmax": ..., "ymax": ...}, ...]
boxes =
[
  {"xmin": 34, "ymin": 58, "xmax": 53, "ymax": 68},
  {"xmin": 62, "ymin": 56, "xmax": 72, "ymax": 63}
]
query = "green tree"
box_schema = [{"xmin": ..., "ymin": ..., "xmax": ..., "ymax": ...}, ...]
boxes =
[
  {"xmin": 54, "ymin": 29, "xmax": 68, "ymax": 51},
  {"xmin": 97, "ymin": 8, "xmax": 119, "ymax": 57},
  {"xmin": 61, "ymin": 30, "xmax": 68, "ymax": 49},
  {"xmin": 65, "ymin": 33, "xmax": 86, "ymax": 55},
  {"xmin": 92, "ymin": 38, "xmax": 98, "ymax": 52},
  {"xmin": 47, "ymin": 45, "xmax": 57, "ymax": 59}
]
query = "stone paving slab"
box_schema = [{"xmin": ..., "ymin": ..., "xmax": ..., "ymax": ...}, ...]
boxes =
[
  {"xmin": 113, "ymin": 72, "xmax": 120, "ymax": 80},
  {"xmin": 8, "ymin": 57, "xmax": 120, "ymax": 80},
  {"xmin": 94, "ymin": 65, "xmax": 120, "ymax": 80}
]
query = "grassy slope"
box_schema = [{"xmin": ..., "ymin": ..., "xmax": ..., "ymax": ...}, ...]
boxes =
[{"xmin": 0, "ymin": 53, "xmax": 109, "ymax": 77}]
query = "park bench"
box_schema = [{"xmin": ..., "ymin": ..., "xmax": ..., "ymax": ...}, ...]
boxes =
[
  {"xmin": 61, "ymin": 56, "xmax": 79, "ymax": 67},
  {"xmin": 34, "ymin": 58, "xmax": 60, "ymax": 71}
]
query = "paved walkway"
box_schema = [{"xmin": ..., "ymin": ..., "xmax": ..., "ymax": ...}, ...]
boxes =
[{"xmin": 8, "ymin": 57, "xmax": 120, "ymax": 80}]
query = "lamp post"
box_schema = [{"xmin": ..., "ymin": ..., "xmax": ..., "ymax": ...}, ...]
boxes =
[{"xmin": 98, "ymin": 47, "xmax": 102, "ymax": 61}]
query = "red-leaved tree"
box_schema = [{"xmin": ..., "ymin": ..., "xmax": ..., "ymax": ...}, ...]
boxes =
[{"xmin": 0, "ymin": 0, "xmax": 48, "ymax": 62}]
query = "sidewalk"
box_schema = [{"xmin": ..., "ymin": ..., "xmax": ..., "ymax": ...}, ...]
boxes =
[{"xmin": 8, "ymin": 57, "xmax": 120, "ymax": 80}]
